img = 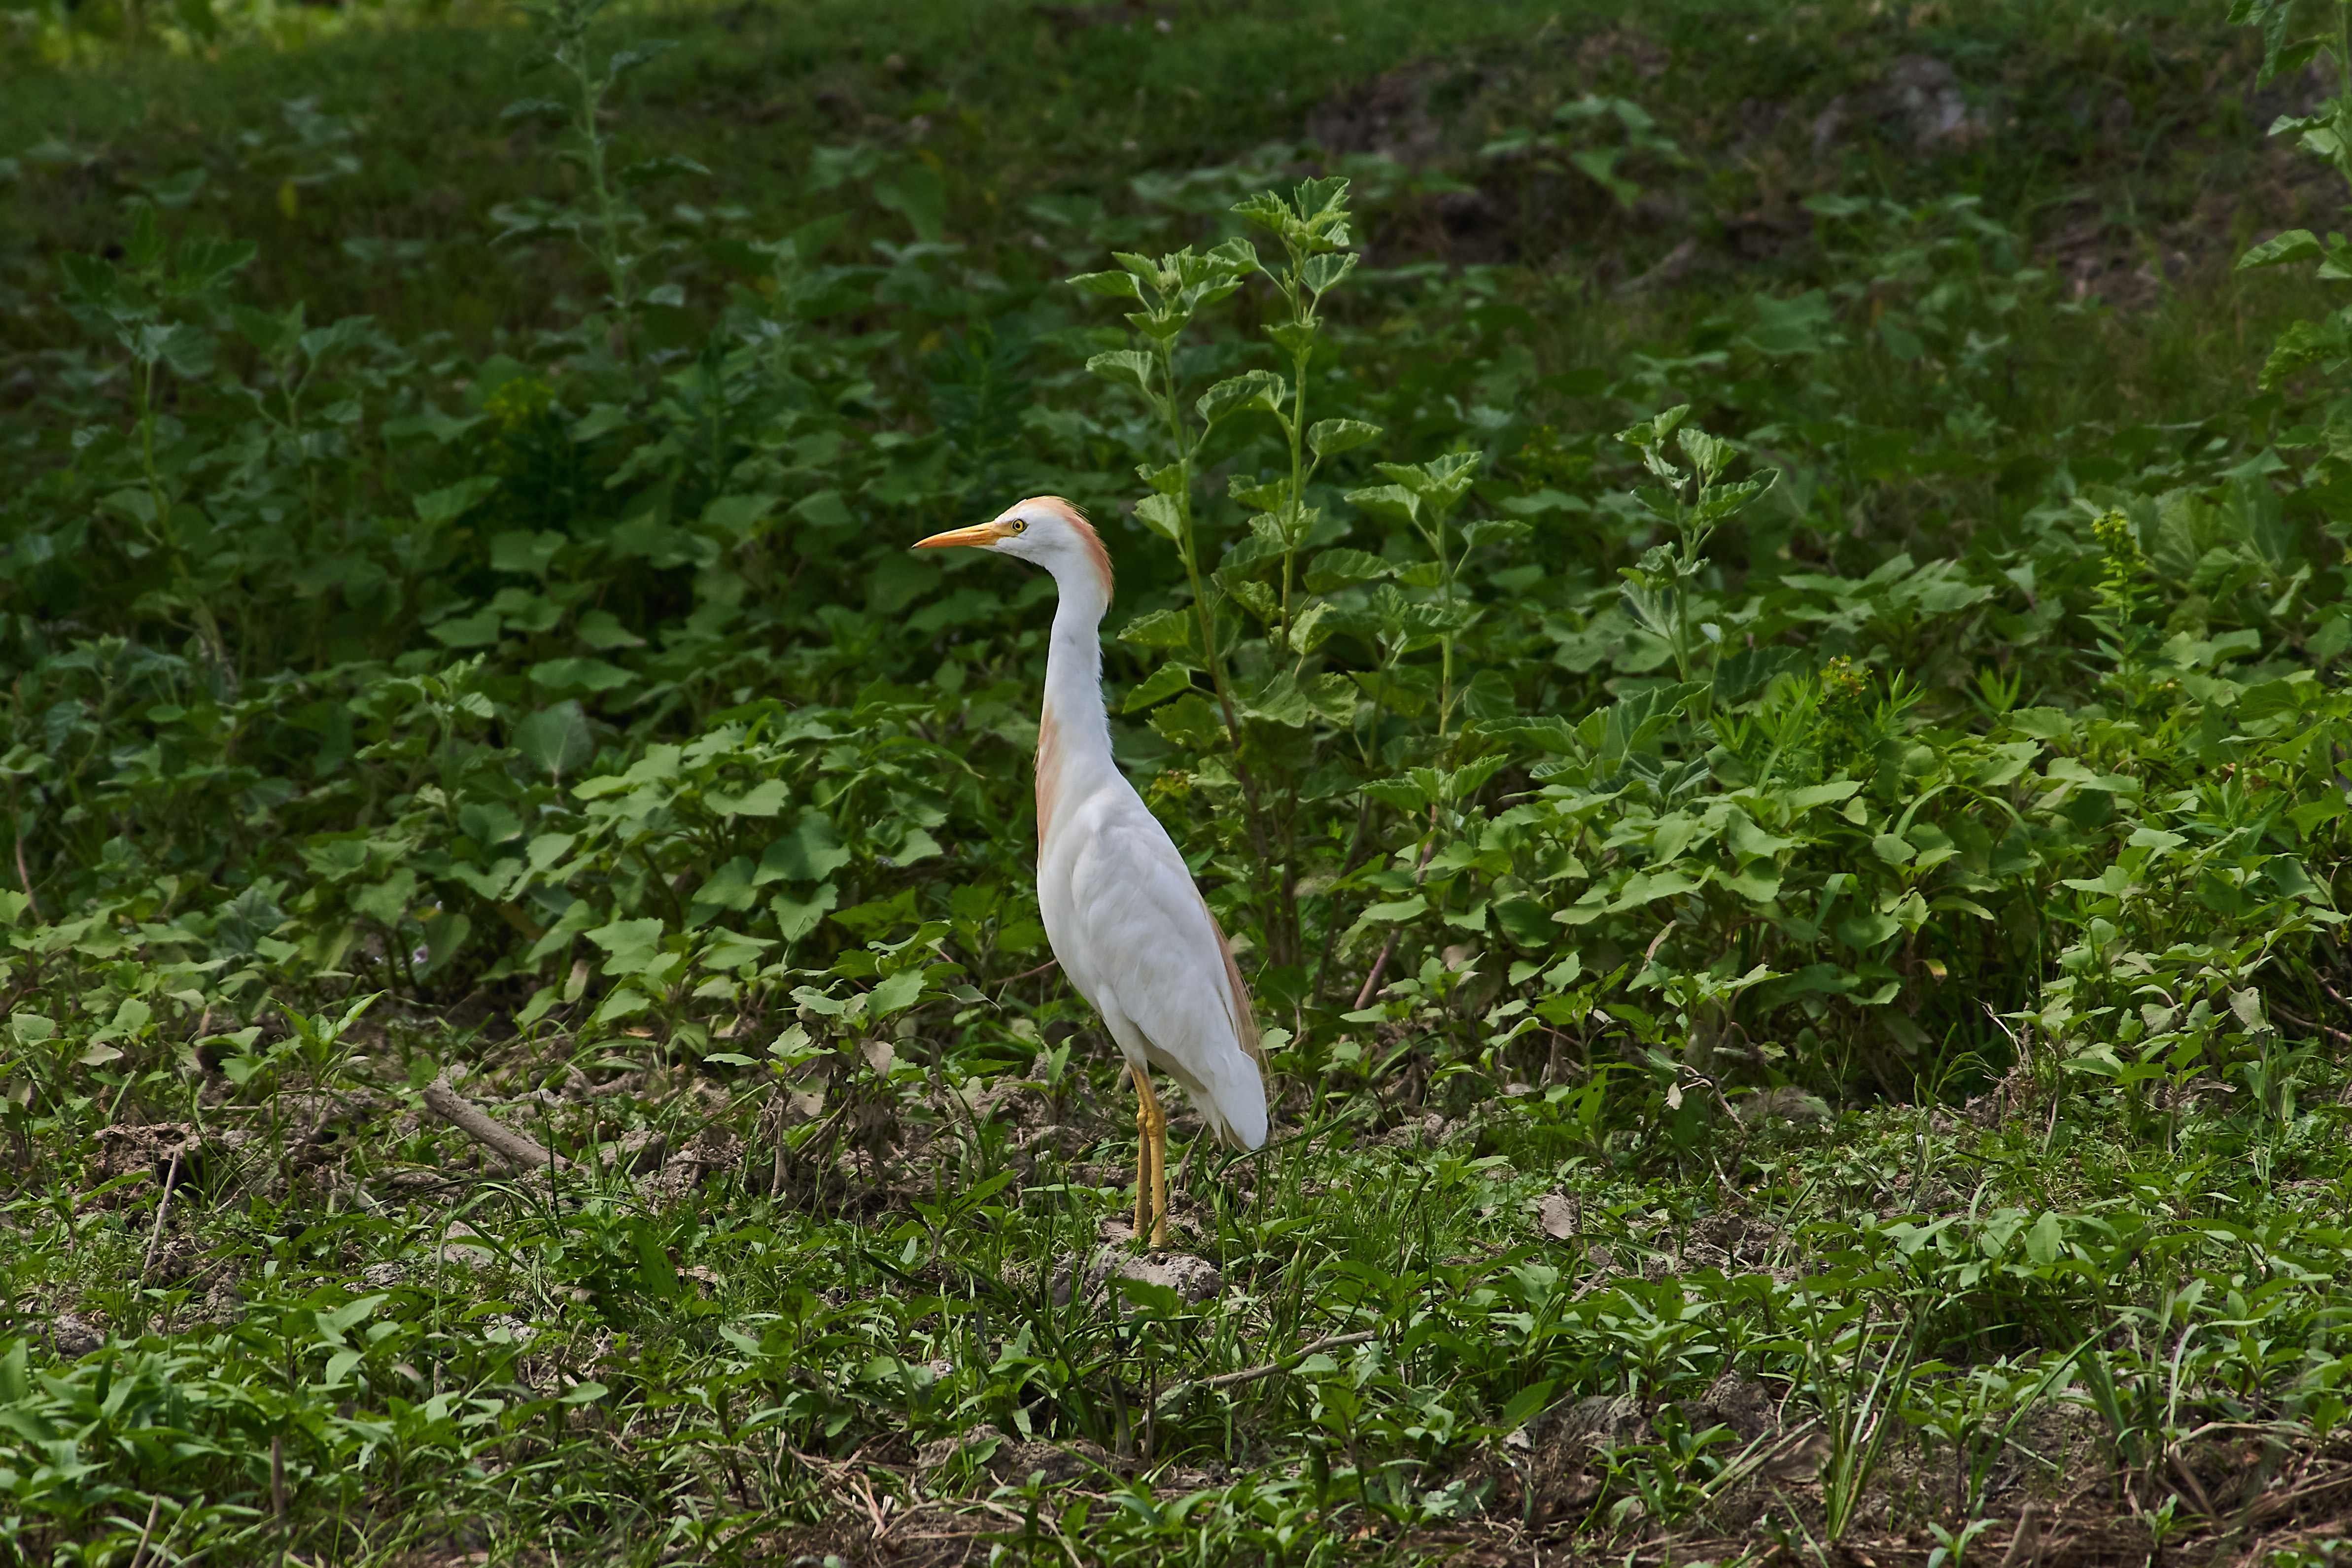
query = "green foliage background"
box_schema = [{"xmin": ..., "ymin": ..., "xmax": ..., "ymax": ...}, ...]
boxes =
[{"xmin": 7, "ymin": 0, "xmax": 2352, "ymax": 1561}]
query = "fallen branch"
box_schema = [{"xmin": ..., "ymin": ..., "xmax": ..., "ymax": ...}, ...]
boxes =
[
  {"xmin": 2268, "ymin": 999, "xmax": 2352, "ymax": 1048},
  {"xmin": 423, "ymin": 1076, "xmax": 570, "ymax": 1171},
  {"xmin": 1162, "ymin": 1329, "xmax": 1379, "ymax": 1400},
  {"xmin": 126, "ymin": 1495, "xmax": 161, "ymax": 1568}
]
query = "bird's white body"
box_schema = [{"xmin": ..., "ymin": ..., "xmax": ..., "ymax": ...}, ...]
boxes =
[{"xmin": 916, "ymin": 498, "xmax": 1269, "ymax": 1183}]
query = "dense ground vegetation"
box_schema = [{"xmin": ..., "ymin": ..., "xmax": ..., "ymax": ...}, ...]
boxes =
[{"xmin": 8, "ymin": 0, "xmax": 2352, "ymax": 1562}]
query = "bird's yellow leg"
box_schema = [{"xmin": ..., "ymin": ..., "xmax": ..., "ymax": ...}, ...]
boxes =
[
  {"xmin": 1130, "ymin": 1063, "xmax": 1170, "ymax": 1246},
  {"xmin": 1150, "ymin": 1105, "xmax": 1171, "ymax": 1249},
  {"xmin": 1130, "ymin": 1063, "xmax": 1153, "ymax": 1238}
]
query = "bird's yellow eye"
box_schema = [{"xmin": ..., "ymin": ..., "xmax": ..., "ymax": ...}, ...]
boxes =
[{"xmin": 1008, "ymin": 520, "xmax": 1027, "ymax": 533}]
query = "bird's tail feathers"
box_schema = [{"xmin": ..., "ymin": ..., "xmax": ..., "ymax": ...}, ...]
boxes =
[
  {"xmin": 1205, "ymin": 1052, "xmax": 1271, "ymax": 1150},
  {"xmin": 1202, "ymin": 898, "xmax": 1268, "ymax": 1089}
]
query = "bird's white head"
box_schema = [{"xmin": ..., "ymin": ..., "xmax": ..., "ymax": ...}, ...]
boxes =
[{"xmin": 913, "ymin": 496, "xmax": 1113, "ymax": 599}]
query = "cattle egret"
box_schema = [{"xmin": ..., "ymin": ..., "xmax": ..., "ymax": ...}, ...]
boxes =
[{"xmin": 915, "ymin": 497, "xmax": 1270, "ymax": 1246}]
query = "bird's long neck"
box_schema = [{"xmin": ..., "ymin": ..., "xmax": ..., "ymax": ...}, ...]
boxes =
[{"xmin": 1038, "ymin": 562, "xmax": 1113, "ymax": 839}]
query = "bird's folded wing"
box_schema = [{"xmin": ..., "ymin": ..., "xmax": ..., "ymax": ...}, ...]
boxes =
[{"xmin": 1063, "ymin": 809, "xmax": 1263, "ymax": 1112}]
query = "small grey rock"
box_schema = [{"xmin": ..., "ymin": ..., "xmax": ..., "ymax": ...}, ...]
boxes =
[
  {"xmin": 600, "ymin": 1128, "xmax": 668, "ymax": 1176},
  {"xmin": 1687, "ymin": 1370, "xmax": 1780, "ymax": 1446},
  {"xmin": 360, "ymin": 1262, "xmax": 408, "ymax": 1289},
  {"xmin": 1081, "ymin": 1245, "xmax": 1222, "ymax": 1311},
  {"xmin": 438, "ymin": 1220, "xmax": 494, "ymax": 1269},
  {"xmin": 1557, "ymin": 1393, "xmax": 1649, "ymax": 1453},
  {"xmin": 48, "ymin": 1313, "xmax": 103, "ymax": 1358}
]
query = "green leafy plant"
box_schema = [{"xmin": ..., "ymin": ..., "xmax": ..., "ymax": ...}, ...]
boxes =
[{"xmin": 4, "ymin": 1, "xmax": 2352, "ymax": 1562}]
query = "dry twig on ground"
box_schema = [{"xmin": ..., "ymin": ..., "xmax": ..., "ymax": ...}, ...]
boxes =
[{"xmin": 423, "ymin": 1076, "xmax": 571, "ymax": 1171}]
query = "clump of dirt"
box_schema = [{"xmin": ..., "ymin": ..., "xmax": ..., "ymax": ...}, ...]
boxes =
[
  {"xmin": 1049, "ymin": 1222, "xmax": 1223, "ymax": 1311},
  {"xmin": 88, "ymin": 1122, "xmax": 244, "ymax": 1201},
  {"xmin": 913, "ymin": 1423, "xmax": 1119, "ymax": 1491},
  {"xmin": 1808, "ymin": 54, "xmax": 1991, "ymax": 159}
]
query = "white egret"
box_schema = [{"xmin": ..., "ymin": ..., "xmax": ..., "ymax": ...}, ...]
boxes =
[{"xmin": 915, "ymin": 497, "xmax": 1269, "ymax": 1246}]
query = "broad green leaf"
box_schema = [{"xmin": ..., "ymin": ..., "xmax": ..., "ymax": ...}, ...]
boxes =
[
  {"xmin": 319, "ymin": 1294, "xmax": 388, "ymax": 1338},
  {"xmin": 710, "ymin": 779, "xmax": 790, "ymax": 816},
  {"xmin": 869, "ymin": 967, "xmax": 927, "ymax": 1017},
  {"xmin": 1726, "ymin": 813, "xmax": 1798, "ymax": 862},
  {"xmin": 1149, "ymin": 693, "xmax": 1224, "ymax": 750},
  {"xmin": 1119, "ymin": 609, "xmax": 1196, "ymax": 650},
  {"xmin": 1088, "ymin": 349, "xmax": 1158, "ymax": 395},
  {"xmin": 1493, "ymin": 898, "xmax": 1554, "ymax": 946},
  {"xmin": 1233, "ymin": 670, "xmax": 1307, "ymax": 726},
  {"xmin": 1069, "ymin": 269, "xmax": 1143, "ymax": 300},
  {"xmin": 499, "ymin": 97, "xmax": 570, "ymax": 123},
  {"xmin": 413, "ymin": 475, "xmax": 500, "ymax": 529},
  {"xmin": 632, "ymin": 1220, "xmax": 680, "ymax": 1299},
  {"xmin": 1305, "ymin": 548, "xmax": 1391, "ymax": 592},
  {"xmin": 771, "ymin": 883, "xmax": 839, "ymax": 944},
  {"xmin": 1114, "ymin": 1277, "xmax": 1184, "ymax": 1317},
  {"xmin": 575, "ymin": 609, "xmax": 646, "ymax": 650},
  {"xmin": 1198, "ymin": 369, "xmax": 1285, "ymax": 425},
  {"xmin": 2237, "ymin": 228, "xmax": 2321, "ymax": 270},
  {"xmin": 1122, "ymin": 663, "xmax": 1196, "ymax": 712},
  {"xmin": 692, "ymin": 858, "xmax": 759, "ymax": 914},
  {"xmin": 529, "ymin": 657, "xmax": 633, "ymax": 694},
  {"xmin": 2024, "ymin": 1212, "xmax": 2065, "ymax": 1266},
  {"xmin": 1308, "ymin": 418, "xmax": 1381, "ymax": 457},
  {"xmin": 794, "ymin": 489, "xmax": 857, "ymax": 530},
  {"xmin": 1359, "ymin": 895, "xmax": 1430, "ymax": 923},
  {"xmin": 702, "ymin": 493, "xmax": 779, "ymax": 540},
  {"xmin": 1834, "ymin": 911, "xmax": 1901, "ymax": 950},
  {"xmin": 351, "ymin": 871, "xmax": 417, "ymax": 926},
  {"xmin": 168, "ymin": 236, "xmax": 257, "ymax": 297},
  {"xmin": 758, "ymin": 814, "xmax": 853, "ymax": 882},
  {"xmin": 1344, "ymin": 483, "xmax": 1419, "ymax": 524},
  {"xmin": 1136, "ymin": 493, "xmax": 1183, "ymax": 542},
  {"xmin": 1744, "ymin": 290, "xmax": 1835, "ymax": 356},
  {"xmin": 514, "ymin": 702, "xmax": 593, "ymax": 781},
  {"xmin": 1302, "ymin": 249, "xmax": 1357, "ymax": 295},
  {"xmin": 874, "ymin": 162, "xmax": 946, "ymax": 243},
  {"xmin": 490, "ymin": 529, "xmax": 566, "ymax": 575},
  {"xmin": 702, "ymin": 929, "xmax": 774, "ymax": 971},
  {"xmin": 587, "ymin": 917, "xmax": 665, "ymax": 975},
  {"xmin": 428, "ymin": 608, "xmax": 501, "ymax": 649}
]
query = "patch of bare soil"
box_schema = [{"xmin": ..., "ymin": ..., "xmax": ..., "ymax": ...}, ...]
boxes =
[
  {"xmin": 747, "ymin": 1422, "xmax": 2352, "ymax": 1568},
  {"xmin": 1292, "ymin": 19, "xmax": 2343, "ymax": 311}
]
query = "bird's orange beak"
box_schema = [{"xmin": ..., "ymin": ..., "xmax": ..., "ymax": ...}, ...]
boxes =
[{"xmin": 913, "ymin": 521, "xmax": 1007, "ymax": 550}]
